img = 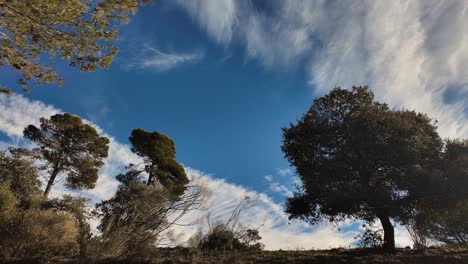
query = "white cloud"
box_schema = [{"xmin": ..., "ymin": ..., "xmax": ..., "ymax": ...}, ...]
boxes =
[
  {"xmin": 174, "ymin": 0, "xmax": 238, "ymax": 45},
  {"xmin": 264, "ymin": 174, "xmax": 294, "ymax": 197},
  {"xmin": 175, "ymin": 0, "xmax": 468, "ymax": 139},
  {"xmin": 181, "ymin": 168, "xmax": 357, "ymax": 250},
  {"xmin": 125, "ymin": 44, "xmax": 204, "ymax": 72},
  {"xmin": 0, "ymin": 93, "xmax": 381, "ymax": 250},
  {"xmin": 0, "ymin": 94, "xmax": 59, "ymax": 137},
  {"xmin": 277, "ymin": 168, "xmax": 293, "ymax": 177}
]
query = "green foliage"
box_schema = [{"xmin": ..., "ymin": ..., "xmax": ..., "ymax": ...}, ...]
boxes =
[
  {"xmin": 94, "ymin": 157, "xmax": 202, "ymax": 259},
  {"xmin": 416, "ymin": 201, "xmax": 468, "ymax": 246},
  {"xmin": 0, "ymin": 179, "xmax": 80, "ymax": 259},
  {"xmin": 12, "ymin": 208, "xmax": 79, "ymax": 258},
  {"xmin": 0, "ymin": 0, "xmax": 147, "ymax": 93},
  {"xmin": 439, "ymin": 140, "xmax": 468, "ymax": 204},
  {"xmin": 410, "ymin": 140, "xmax": 468, "ymax": 247},
  {"xmin": 44, "ymin": 195, "xmax": 92, "ymax": 261},
  {"xmin": 282, "ymin": 86, "xmax": 443, "ymax": 249},
  {"xmin": 200, "ymin": 224, "xmax": 244, "ymax": 251},
  {"xmin": 95, "ymin": 170, "xmax": 169, "ymax": 257},
  {"xmin": 0, "ymin": 183, "xmax": 17, "ymax": 223},
  {"xmin": 129, "ymin": 128, "xmax": 188, "ymax": 196},
  {"xmin": 197, "ymin": 225, "xmax": 264, "ymax": 252},
  {"xmin": 0, "ymin": 152, "xmax": 65, "ymax": 258},
  {"xmin": 16, "ymin": 113, "xmax": 109, "ymax": 196},
  {"xmin": 241, "ymin": 229, "xmax": 264, "ymax": 251},
  {"xmin": 194, "ymin": 198, "xmax": 263, "ymax": 252},
  {"xmin": 0, "ymin": 151, "xmax": 41, "ymax": 204}
]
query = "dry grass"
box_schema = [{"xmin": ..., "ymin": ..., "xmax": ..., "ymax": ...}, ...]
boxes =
[{"xmin": 1, "ymin": 247, "xmax": 467, "ymax": 264}]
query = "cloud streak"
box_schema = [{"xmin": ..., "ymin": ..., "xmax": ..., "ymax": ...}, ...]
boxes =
[
  {"xmin": 125, "ymin": 45, "xmax": 204, "ymax": 72},
  {"xmin": 175, "ymin": 0, "xmax": 468, "ymax": 138}
]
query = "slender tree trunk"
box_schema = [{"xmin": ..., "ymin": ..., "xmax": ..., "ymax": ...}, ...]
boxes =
[
  {"xmin": 43, "ymin": 167, "xmax": 59, "ymax": 197},
  {"xmin": 147, "ymin": 171, "xmax": 153, "ymax": 186},
  {"xmin": 147, "ymin": 164, "xmax": 157, "ymax": 186},
  {"xmin": 377, "ymin": 213, "xmax": 395, "ymax": 250}
]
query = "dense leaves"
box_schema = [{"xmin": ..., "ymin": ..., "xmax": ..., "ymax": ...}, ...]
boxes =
[
  {"xmin": 0, "ymin": 151, "xmax": 41, "ymax": 204},
  {"xmin": 282, "ymin": 86, "xmax": 443, "ymax": 249},
  {"xmin": 412, "ymin": 140, "xmax": 468, "ymax": 246},
  {"xmin": 129, "ymin": 128, "xmax": 188, "ymax": 196},
  {"xmin": 15, "ymin": 113, "xmax": 109, "ymax": 196},
  {"xmin": 0, "ymin": 152, "xmax": 80, "ymax": 259},
  {"xmin": 0, "ymin": 0, "xmax": 148, "ymax": 93},
  {"xmin": 44, "ymin": 195, "xmax": 92, "ymax": 261},
  {"xmin": 199, "ymin": 226, "xmax": 263, "ymax": 251}
]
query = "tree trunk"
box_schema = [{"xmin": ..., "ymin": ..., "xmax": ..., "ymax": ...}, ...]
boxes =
[
  {"xmin": 43, "ymin": 168, "xmax": 59, "ymax": 197},
  {"xmin": 147, "ymin": 171, "xmax": 154, "ymax": 186},
  {"xmin": 377, "ymin": 213, "xmax": 395, "ymax": 250}
]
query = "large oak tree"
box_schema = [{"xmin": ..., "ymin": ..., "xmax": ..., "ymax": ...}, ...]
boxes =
[{"xmin": 282, "ymin": 86, "xmax": 443, "ymax": 249}]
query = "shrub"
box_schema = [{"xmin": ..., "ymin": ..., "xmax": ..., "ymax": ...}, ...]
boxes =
[{"xmin": 355, "ymin": 224, "xmax": 384, "ymax": 248}]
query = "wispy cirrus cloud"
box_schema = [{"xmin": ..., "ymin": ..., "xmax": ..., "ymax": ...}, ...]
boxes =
[
  {"xmin": 174, "ymin": 0, "xmax": 468, "ymax": 139},
  {"xmin": 125, "ymin": 45, "xmax": 204, "ymax": 72},
  {"xmin": 264, "ymin": 174, "xmax": 294, "ymax": 197}
]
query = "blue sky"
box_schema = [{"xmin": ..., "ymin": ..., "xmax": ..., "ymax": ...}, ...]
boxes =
[
  {"xmin": 2, "ymin": 2, "xmax": 313, "ymax": 195},
  {"xmin": 2, "ymin": 0, "xmax": 468, "ymax": 249}
]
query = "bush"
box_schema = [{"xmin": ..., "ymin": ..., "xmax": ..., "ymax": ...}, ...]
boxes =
[
  {"xmin": 12, "ymin": 209, "xmax": 79, "ymax": 258},
  {"xmin": 355, "ymin": 224, "xmax": 384, "ymax": 248},
  {"xmin": 0, "ymin": 183, "xmax": 17, "ymax": 223},
  {"xmin": 423, "ymin": 201, "xmax": 468, "ymax": 246},
  {"xmin": 198, "ymin": 224, "xmax": 263, "ymax": 252}
]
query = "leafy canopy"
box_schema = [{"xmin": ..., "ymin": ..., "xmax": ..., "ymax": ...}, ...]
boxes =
[
  {"xmin": 18, "ymin": 113, "xmax": 109, "ymax": 196},
  {"xmin": 282, "ymin": 86, "xmax": 443, "ymax": 248},
  {"xmin": 414, "ymin": 140, "xmax": 468, "ymax": 246},
  {"xmin": 0, "ymin": 0, "xmax": 147, "ymax": 93},
  {"xmin": 129, "ymin": 128, "xmax": 188, "ymax": 196}
]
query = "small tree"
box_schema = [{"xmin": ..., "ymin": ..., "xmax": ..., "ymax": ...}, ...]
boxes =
[
  {"xmin": 282, "ymin": 87, "xmax": 443, "ymax": 250},
  {"xmin": 16, "ymin": 113, "xmax": 109, "ymax": 197},
  {"xmin": 241, "ymin": 229, "xmax": 264, "ymax": 251},
  {"xmin": 95, "ymin": 170, "xmax": 206, "ymax": 259}
]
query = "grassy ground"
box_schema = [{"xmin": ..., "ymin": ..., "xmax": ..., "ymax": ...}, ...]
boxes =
[
  {"xmin": 158, "ymin": 247, "xmax": 468, "ymax": 264},
  {"xmin": 2, "ymin": 247, "xmax": 468, "ymax": 264}
]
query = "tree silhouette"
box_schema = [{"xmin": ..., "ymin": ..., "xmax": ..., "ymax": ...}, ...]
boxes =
[
  {"xmin": 282, "ymin": 86, "xmax": 443, "ymax": 249},
  {"xmin": 18, "ymin": 113, "xmax": 109, "ymax": 197},
  {"xmin": 129, "ymin": 129, "xmax": 188, "ymax": 196},
  {"xmin": 414, "ymin": 139, "xmax": 468, "ymax": 245}
]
